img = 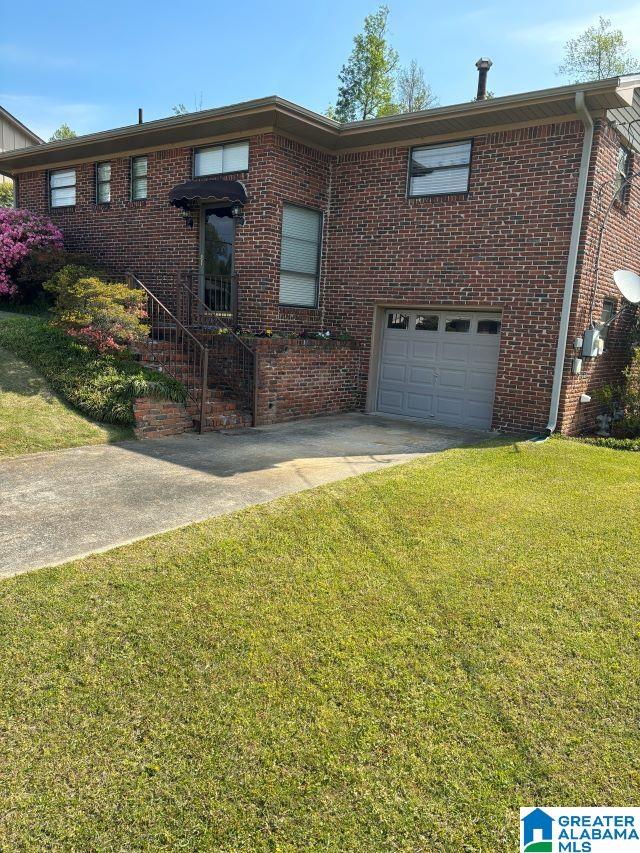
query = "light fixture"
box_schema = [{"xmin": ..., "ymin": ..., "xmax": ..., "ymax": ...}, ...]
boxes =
[
  {"xmin": 179, "ymin": 207, "xmax": 194, "ymax": 229},
  {"xmin": 230, "ymin": 200, "xmax": 245, "ymax": 225}
]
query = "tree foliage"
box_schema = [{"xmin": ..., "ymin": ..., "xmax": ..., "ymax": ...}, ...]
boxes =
[
  {"xmin": 558, "ymin": 16, "xmax": 639, "ymax": 82},
  {"xmin": 49, "ymin": 123, "xmax": 77, "ymax": 142},
  {"xmin": 396, "ymin": 60, "xmax": 438, "ymax": 112},
  {"xmin": 335, "ymin": 6, "xmax": 399, "ymax": 121},
  {"xmin": 0, "ymin": 182, "xmax": 14, "ymax": 208}
]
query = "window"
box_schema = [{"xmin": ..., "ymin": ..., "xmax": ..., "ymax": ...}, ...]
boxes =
[
  {"xmin": 415, "ymin": 315, "xmax": 439, "ymax": 331},
  {"xmin": 477, "ymin": 319, "xmax": 501, "ymax": 335},
  {"xmin": 409, "ymin": 140, "xmax": 472, "ymax": 197},
  {"xmin": 131, "ymin": 156, "xmax": 148, "ymax": 200},
  {"xmin": 49, "ymin": 168, "xmax": 76, "ymax": 207},
  {"xmin": 279, "ymin": 204, "xmax": 322, "ymax": 307},
  {"xmin": 614, "ymin": 145, "xmax": 632, "ymax": 203},
  {"xmin": 387, "ymin": 313, "xmax": 409, "ymax": 329},
  {"xmin": 194, "ymin": 141, "xmax": 249, "ymax": 176},
  {"xmin": 96, "ymin": 162, "xmax": 111, "ymax": 203},
  {"xmin": 445, "ymin": 318, "xmax": 471, "ymax": 333},
  {"xmin": 600, "ymin": 298, "xmax": 617, "ymax": 348}
]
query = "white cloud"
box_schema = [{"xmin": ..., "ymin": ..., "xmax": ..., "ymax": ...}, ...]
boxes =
[
  {"xmin": 511, "ymin": 3, "xmax": 640, "ymax": 54},
  {"xmin": 0, "ymin": 43, "xmax": 86, "ymax": 71},
  {"xmin": 0, "ymin": 93, "xmax": 104, "ymax": 140}
]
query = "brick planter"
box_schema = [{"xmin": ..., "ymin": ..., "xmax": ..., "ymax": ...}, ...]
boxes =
[
  {"xmin": 133, "ymin": 398, "xmax": 195, "ymax": 439},
  {"xmin": 252, "ymin": 337, "xmax": 362, "ymax": 425}
]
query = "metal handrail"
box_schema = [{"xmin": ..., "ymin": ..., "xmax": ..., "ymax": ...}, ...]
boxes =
[
  {"xmin": 177, "ymin": 271, "xmax": 257, "ymax": 422},
  {"xmin": 127, "ymin": 272, "xmax": 209, "ymax": 431}
]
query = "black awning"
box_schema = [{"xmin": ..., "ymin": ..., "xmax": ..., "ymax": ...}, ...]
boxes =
[{"xmin": 169, "ymin": 179, "xmax": 247, "ymax": 209}]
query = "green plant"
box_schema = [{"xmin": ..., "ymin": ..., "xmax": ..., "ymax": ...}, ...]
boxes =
[
  {"xmin": 0, "ymin": 314, "xmax": 186, "ymax": 425},
  {"xmin": 0, "ymin": 182, "xmax": 14, "ymax": 208},
  {"xmin": 574, "ymin": 436, "xmax": 640, "ymax": 451},
  {"xmin": 45, "ymin": 265, "xmax": 149, "ymax": 353},
  {"xmin": 12, "ymin": 247, "xmax": 104, "ymax": 305}
]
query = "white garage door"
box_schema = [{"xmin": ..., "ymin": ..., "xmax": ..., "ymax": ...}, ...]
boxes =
[{"xmin": 377, "ymin": 310, "xmax": 501, "ymax": 429}]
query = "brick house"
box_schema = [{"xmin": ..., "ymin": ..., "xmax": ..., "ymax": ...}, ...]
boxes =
[{"xmin": 1, "ymin": 74, "xmax": 639, "ymax": 436}]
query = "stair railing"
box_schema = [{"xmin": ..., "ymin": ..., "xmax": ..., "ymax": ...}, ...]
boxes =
[
  {"xmin": 126, "ymin": 272, "xmax": 209, "ymax": 432},
  {"xmin": 176, "ymin": 271, "xmax": 257, "ymax": 423}
]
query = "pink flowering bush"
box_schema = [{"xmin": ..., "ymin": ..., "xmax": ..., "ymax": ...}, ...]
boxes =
[{"xmin": 0, "ymin": 208, "xmax": 63, "ymax": 297}]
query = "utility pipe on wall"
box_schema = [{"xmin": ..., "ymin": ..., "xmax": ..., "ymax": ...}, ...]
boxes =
[{"xmin": 546, "ymin": 91, "xmax": 594, "ymax": 434}]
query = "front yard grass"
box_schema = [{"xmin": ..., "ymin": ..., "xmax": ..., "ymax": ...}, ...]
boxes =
[
  {"xmin": 0, "ymin": 345, "xmax": 131, "ymax": 457},
  {"xmin": 0, "ymin": 438, "xmax": 638, "ymax": 849}
]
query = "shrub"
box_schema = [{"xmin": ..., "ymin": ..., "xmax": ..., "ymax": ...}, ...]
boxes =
[
  {"xmin": 45, "ymin": 265, "xmax": 149, "ymax": 353},
  {"xmin": 571, "ymin": 436, "xmax": 640, "ymax": 451},
  {"xmin": 0, "ymin": 208, "xmax": 63, "ymax": 298},
  {"xmin": 0, "ymin": 182, "xmax": 13, "ymax": 208},
  {"xmin": 0, "ymin": 314, "xmax": 186, "ymax": 425},
  {"xmin": 11, "ymin": 246, "xmax": 105, "ymax": 305}
]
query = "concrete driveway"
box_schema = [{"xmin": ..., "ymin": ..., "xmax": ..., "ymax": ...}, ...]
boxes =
[{"xmin": 0, "ymin": 414, "xmax": 483, "ymax": 578}]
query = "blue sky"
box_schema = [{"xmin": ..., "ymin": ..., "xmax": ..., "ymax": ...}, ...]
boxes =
[{"xmin": 2, "ymin": 0, "xmax": 640, "ymax": 140}]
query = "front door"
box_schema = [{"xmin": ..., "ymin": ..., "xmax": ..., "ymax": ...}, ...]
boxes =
[{"xmin": 201, "ymin": 207, "xmax": 235, "ymax": 314}]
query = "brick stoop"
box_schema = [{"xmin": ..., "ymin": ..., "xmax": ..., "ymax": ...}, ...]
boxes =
[{"xmin": 133, "ymin": 339, "xmax": 251, "ymax": 438}]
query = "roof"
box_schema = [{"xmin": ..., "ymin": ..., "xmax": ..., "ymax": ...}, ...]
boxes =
[
  {"xmin": 1, "ymin": 75, "xmax": 639, "ymax": 175},
  {"xmin": 0, "ymin": 105, "xmax": 43, "ymax": 147}
]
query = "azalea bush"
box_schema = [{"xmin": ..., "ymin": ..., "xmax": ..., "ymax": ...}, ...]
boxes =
[
  {"xmin": 12, "ymin": 246, "xmax": 104, "ymax": 305},
  {"xmin": 0, "ymin": 208, "xmax": 63, "ymax": 298},
  {"xmin": 45, "ymin": 265, "xmax": 149, "ymax": 353}
]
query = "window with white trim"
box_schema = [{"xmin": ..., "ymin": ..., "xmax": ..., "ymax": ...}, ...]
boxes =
[
  {"xmin": 131, "ymin": 156, "xmax": 148, "ymax": 200},
  {"xmin": 408, "ymin": 140, "xmax": 472, "ymax": 197},
  {"xmin": 279, "ymin": 204, "xmax": 322, "ymax": 307},
  {"xmin": 50, "ymin": 168, "xmax": 76, "ymax": 207},
  {"xmin": 194, "ymin": 141, "xmax": 249, "ymax": 176},
  {"xmin": 96, "ymin": 162, "xmax": 111, "ymax": 203}
]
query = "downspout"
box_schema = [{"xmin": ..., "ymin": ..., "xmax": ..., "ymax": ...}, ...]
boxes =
[{"xmin": 545, "ymin": 91, "xmax": 594, "ymax": 434}]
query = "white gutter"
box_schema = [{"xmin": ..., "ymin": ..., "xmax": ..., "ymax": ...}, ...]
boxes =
[{"xmin": 546, "ymin": 91, "xmax": 594, "ymax": 434}]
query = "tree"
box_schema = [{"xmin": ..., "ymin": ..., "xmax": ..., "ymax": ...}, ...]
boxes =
[
  {"xmin": 395, "ymin": 60, "xmax": 438, "ymax": 112},
  {"xmin": 558, "ymin": 16, "xmax": 639, "ymax": 82},
  {"xmin": 172, "ymin": 93, "xmax": 204, "ymax": 115},
  {"xmin": 49, "ymin": 124, "xmax": 77, "ymax": 142},
  {"xmin": 0, "ymin": 182, "xmax": 14, "ymax": 208},
  {"xmin": 334, "ymin": 6, "xmax": 399, "ymax": 122}
]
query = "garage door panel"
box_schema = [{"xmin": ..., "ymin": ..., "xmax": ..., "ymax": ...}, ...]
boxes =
[
  {"xmin": 406, "ymin": 392, "xmax": 435, "ymax": 417},
  {"xmin": 408, "ymin": 366, "xmax": 437, "ymax": 386},
  {"xmin": 382, "ymin": 338, "xmax": 410, "ymax": 358},
  {"xmin": 410, "ymin": 340, "xmax": 438, "ymax": 360},
  {"xmin": 377, "ymin": 388, "xmax": 405, "ymax": 411},
  {"xmin": 380, "ymin": 362, "xmax": 408, "ymax": 383},
  {"xmin": 471, "ymin": 344, "xmax": 500, "ymax": 365},
  {"xmin": 441, "ymin": 342, "xmax": 471, "ymax": 362},
  {"xmin": 467, "ymin": 369, "xmax": 498, "ymax": 393},
  {"xmin": 378, "ymin": 310, "xmax": 500, "ymax": 429}
]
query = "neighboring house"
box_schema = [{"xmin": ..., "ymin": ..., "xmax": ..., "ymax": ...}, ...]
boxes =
[
  {"xmin": 1, "ymin": 72, "xmax": 639, "ymax": 436},
  {"xmin": 0, "ymin": 106, "xmax": 42, "ymax": 185}
]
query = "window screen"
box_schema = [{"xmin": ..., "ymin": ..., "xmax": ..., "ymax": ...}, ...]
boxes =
[
  {"xmin": 409, "ymin": 140, "xmax": 472, "ymax": 196},
  {"xmin": 194, "ymin": 141, "xmax": 249, "ymax": 176},
  {"xmin": 50, "ymin": 169, "xmax": 76, "ymax": 207},
  {"xmin": 131, "ymin": 156, "xmax": 148, "ymax": 200},
  {"xmin": 96, "ymin": 162, "xmax": 111, "ymax": 204},
  {"xmin": 279, "ymin": 204, "xmax": 322, "ymax": 307}
]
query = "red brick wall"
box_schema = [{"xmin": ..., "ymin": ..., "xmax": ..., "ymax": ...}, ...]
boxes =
[
  {"xmin": 559, "ymin": 120, "xmax": 640, "ymax": 435},
  {"xmin": 254, "ymin": 337, "xmax": 362, "ymax": 425},
  {"xmin": 324, "ymin": 122, "xmax": 586, "ymax": 433},
  {"xmin": 133, "ymin": 398, "xmax": 195, "ymax": 439},
  {"xmin": 18, "ymin": 119, "xmax": 634, "ymax": 434}
]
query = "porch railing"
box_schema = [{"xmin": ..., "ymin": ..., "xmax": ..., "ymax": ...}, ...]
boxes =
[
  {"xmin": 176, "ymin": 271, "xmax": 257, "ymax": 421},
  {"xmin": 126, "ymin": 273, "xmax": 210, "ymax": 432}
]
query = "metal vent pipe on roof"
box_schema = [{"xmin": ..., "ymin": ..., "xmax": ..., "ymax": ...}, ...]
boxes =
[
  {"xmin": 475, "ymin": 58, "xmax": 493, "ymax": 100},
  {"xmin": 138, "ymin": 108, "xmax": 143, "ymax": 124}
]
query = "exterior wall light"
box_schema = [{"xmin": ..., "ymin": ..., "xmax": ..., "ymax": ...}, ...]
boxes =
[{"xmin": 230, "ymin": 201, "xmax": 245, "ymax": 225}]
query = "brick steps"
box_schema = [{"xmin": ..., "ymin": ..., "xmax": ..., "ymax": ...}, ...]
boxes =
[{"xmin": 134, "ymin": 338, "xmax": 250, "ymax": 436}]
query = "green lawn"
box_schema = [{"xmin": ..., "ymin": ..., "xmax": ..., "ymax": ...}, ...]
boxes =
[
  {"xmin": 0, "ymin": 439, "xmax": 638, "ymax": 849},
  {"xmin": 0, "ymin": 345, "xmax": 131, "ymax": 458}
]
